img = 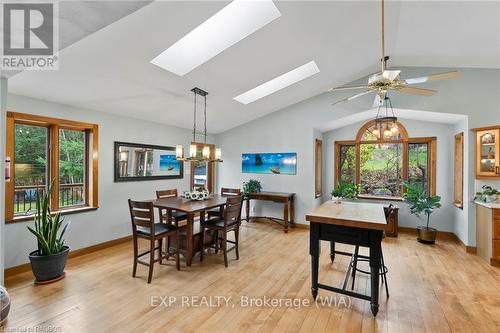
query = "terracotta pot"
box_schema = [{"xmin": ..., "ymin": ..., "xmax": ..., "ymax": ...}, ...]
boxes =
[{"xmin": 417, "ymin": 226, "xmax": 437, "ymax": 244}]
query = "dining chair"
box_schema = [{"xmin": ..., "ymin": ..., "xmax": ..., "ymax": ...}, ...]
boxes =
[
  {"xmin": 200, "ymin": 195, "xmax": 243, "ymax": 267},
  {"xmin": 349, "ymin": 204, "xmax": 393, "ymax": 296},
  {"xmin": 129, "ymin": 199, "xmax": 180, "ymax": 283},
  {"xmin": 206, "ymin": 187, "xmax": 241, "ymax": 219},
  {"xmin": 156, "ymin": 189, "xmax": 187, "ymax": 226}
]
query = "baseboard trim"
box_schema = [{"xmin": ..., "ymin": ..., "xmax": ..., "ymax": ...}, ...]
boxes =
[
  {"xmin": 398, "ymin": 226, "xmax": 477, "ymax": 253},
  {"xmin": 5, "ymin": 235, "xmax": 132, "ymax": 279},
  {"xmin": 293, "ymin": 223, "xmax": 309, "ymax": 229}
]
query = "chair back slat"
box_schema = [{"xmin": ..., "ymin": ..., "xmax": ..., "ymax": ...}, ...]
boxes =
[
  {"xmin": 156, "ymin": 189, "xmax": 178, "ymax": 199},
  {"xmin": 223, "ymin": 196, "xmax": 243, "ymax": 226},
  {"xmin": 128, "ymin": 199, "xmax": 154, "ymax": 229},
  {"xmin": 221, "ymin": 187, "xmax": 241, "ymax": 196}
]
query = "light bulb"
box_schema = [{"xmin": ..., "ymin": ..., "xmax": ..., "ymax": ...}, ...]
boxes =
[
  {"xmin": 372, "ymin": 128, "xmax": 380, "ymax": 138},
  {"xmin": 215, "ymin": 148, "xmax": 221, "ymax": 160},
  {"xmin": 202, "ymin": 146, "xmax": 210, "ymax": 159},
  {"xmin": 189, "ymin": 144, "xmax": 197, "ymax": 158},
  {"xmin": 383, "ymin": 125, "xmax": 391, "ymax": 138},
  {"xmin": 390, "ymin": 125, "xmax": 399, "ymax": 135},
  {"xmin": 175, "ymin": 145, "xmax": 183, "ymax": 159}
]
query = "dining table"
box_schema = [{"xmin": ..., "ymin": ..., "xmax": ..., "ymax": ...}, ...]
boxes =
[
  {"xmin": 305, "ymin": 201, "xmax": 387, "ymax": 316},
  {"xmin": 151, "ymin": 194, "xmax": 228, "ymax": 266}
]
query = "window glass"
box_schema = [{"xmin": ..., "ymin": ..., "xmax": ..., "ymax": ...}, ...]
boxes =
[
  {"xmin": 14, "ymin": 124, "xmax": 48, "ymax": 215},
  {"xmin": 408, "ymin": 142, "xmax": 429, "ymax": 195},
  {"xmin": 360, "ymin": 143, "xmax": 403, "ymax": 197},
  {"xmin": 59, "ymin": 129, "xmax": 86, "ymax": 207},
  {"xmin": 338, "ymin": 145, "xmax": 356, "ymax": 184}
]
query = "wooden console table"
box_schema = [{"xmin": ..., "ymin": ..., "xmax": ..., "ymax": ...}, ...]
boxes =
[{"xmin": 244, "ymin": 191, "xmax": 295, "ymax": 233}]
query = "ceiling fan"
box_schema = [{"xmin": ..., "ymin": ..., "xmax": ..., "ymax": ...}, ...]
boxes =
[{"xmin": 329, "ymin": 0, "xmax": 460, "ymax": 107}]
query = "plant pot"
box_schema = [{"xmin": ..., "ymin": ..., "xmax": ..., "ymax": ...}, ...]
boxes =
[
  {"xmin": 29, "ymin": 246, "xmax": 70, "ymax": 283},
  {"xmin": 331, "ymin": 196, "xmax": 342, "ymax": 204},
  {"xmin": 417, "ymin": 226, "xmax": 437, "ymax": 244}
]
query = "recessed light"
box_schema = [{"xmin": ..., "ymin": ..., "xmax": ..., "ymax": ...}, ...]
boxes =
[
  {"xmin": 151, "ymin": 0, "xmax": 281, "ymax": 76},
  {"xmin": 234, "ymin": 61, "xmax": 320, "ymax": 104}
]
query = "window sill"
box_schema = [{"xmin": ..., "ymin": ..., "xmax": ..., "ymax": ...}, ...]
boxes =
[
  {"xmin": 357, "ymin": 195, "xmax": 404, "ymax": 202},
  {"xmin": 6, "ymin": 206, "xmax": 98, "ymax": 224}
]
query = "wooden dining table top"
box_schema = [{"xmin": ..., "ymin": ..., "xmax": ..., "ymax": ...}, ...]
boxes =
[
  {"xmin": 306, "ymin": 201, "xmax": 387, "ymax": 231},
  {"xmin": 151, "ymin": 194, "xmax": 229, "ymax": 213}
]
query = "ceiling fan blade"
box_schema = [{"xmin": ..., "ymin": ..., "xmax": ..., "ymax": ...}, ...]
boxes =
[
  {"xmin": 328, "ymin": 85, "xmax": 370, "ymax": 92},
  {"xmin": 404, "ymin": 71, "xmax": 460, "ymax": 85},
  {"xmin": 382, "ymin": 70, "xmax": 401, "ymax": 82},
  {"xmin": 332, "ymin": 90, "xmax": 375, "ymax": 106},
  {"xmin": 396, "ymin": 85, "xmax": 437, "ymax": 96}
]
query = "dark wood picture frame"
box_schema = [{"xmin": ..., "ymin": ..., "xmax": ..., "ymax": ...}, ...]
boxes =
[{"xmin": 114, "ymin": 141, "xmax": 183, "ymax": 182}]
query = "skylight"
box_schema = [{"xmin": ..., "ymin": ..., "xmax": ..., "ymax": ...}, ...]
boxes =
[
  {"xmin": 234, "ymin": 61, "xmax": 320, "ymax": 104},
  {"xmin": 150, "ymin": 0, "xmax": 281, "ymax": 76}
]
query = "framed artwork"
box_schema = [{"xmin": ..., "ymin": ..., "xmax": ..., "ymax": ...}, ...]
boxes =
[
  {"xmin": 114, "ymin": 141, "xmax": 183, "ymax": 182},
  {"xmin": 242, "ymin": 152, "xmax": 297, "ymax": 175}
]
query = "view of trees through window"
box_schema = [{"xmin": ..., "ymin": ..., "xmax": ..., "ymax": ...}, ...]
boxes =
[
  {"xmin": 336, "ymin": 120, "xmax": 433, "ymax": 199},
  {"xmin": 14, "ymin": 124, "xmax": 48, "ymax": 214},
  {"xmin": 59, "ymin": 129, "xmax": 86, "ymax": 208},
  {"xmin": 360, "ymin": 143, "xmax": 403, "ymax": 197}
]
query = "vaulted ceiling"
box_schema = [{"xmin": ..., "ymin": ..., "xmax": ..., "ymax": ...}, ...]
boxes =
[{"xmin": 8, "ymin": 1, "xmax": 500, "ymax": 133}]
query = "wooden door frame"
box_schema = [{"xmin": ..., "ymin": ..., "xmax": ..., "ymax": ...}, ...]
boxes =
[{"xmin": 190, "ymin": 142, "xmax": 215, "ymax": 193}]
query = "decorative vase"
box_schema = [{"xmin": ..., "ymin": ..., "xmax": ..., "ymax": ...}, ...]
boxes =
[
  {"xmin": 0, "ymin": 286, "xmax": 10, "ymax": 325},
  {"xmin": 28, "ymin": 246, "xmax": 70, "ymax": 283}
]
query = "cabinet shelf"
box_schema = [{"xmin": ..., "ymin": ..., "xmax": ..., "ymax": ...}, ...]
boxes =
[{"xmin": 474, "ymin": 127, "xmax": 500, "ymax": 178}]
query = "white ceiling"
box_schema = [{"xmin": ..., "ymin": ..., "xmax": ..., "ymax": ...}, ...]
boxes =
[{"xmin": 8, "ymin": 1, "xmax": 500, "ymax": 133}]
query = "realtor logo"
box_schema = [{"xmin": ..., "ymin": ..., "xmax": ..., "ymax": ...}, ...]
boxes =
[{"xmin": 1, "ymin": 1, "xmax": 59, "ymax": 70}]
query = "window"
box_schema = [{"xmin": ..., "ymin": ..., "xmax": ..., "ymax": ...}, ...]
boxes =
[
  {"xmin": 454, "ymin": 132, "xmax": 464, "ymax": 208},
  {"xmin": 315, "ymin": 139, "xmax": 322, "ymax": 198},
  {"xmin": 334, "ymin": 120, "xmax": 436, "ymax": 199},
  {"xmin": 6, "ymin": 112, "xmax": 98, "ymax": 222}
]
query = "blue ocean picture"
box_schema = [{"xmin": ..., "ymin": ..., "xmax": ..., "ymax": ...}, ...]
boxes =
[
  {"xmin": 242, "ymin": 153, "xmax": 297, "ymax": 175},
  {"xmin": 159, "ymin": 154, "xmax": 180, "ymax": 172}
]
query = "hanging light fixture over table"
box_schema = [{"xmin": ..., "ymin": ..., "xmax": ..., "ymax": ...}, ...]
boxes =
[
  {"xmin": 176, "ymin": 87, "xmax": 222, "ymax": 163},
  {"xmin": 373, "ymin": 95, "xmax": 399, "ymax": 140}
]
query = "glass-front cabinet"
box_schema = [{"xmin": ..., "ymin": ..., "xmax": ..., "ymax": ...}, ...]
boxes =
[{"xmin": 476, "ymin": 128, "xmax": 500, "ymax": 178}]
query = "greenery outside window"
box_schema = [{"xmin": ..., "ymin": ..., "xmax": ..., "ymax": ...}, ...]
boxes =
[
  {"xmin": 335, "ymin": 120, "xmax": 436, "ymax": 199},
  {"xmin": 6, "ymin": 112, "xmax": 99, "ymax": 222}
]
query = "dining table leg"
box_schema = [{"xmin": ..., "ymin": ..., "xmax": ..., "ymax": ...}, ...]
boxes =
[
  {"xmin": 310, "ymin": 222, "xmax": 320, "ymax": 300},
  {"xmin": 369, "ymin": 231, "xmax": 383, "ymax": 316},
  {"xmin": 186, "ymin": 212, "xmax": 194, "ymax": 267}
]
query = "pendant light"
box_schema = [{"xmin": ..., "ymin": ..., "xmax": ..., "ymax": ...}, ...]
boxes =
[
  {"xmin": 374, "ymin": 95, "xmax": 399, "ymax": 140},
  {"xmin": 176, "ymin": 87, "xmax": 223, "ymax": 163}
]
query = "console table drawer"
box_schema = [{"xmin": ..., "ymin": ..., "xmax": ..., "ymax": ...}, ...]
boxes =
[
  {"xmin": 494, "ymin": 219, "xmax": 500, "ymax": 239},
  {"xmin": 493, "ymin": 209, "xmax": 500, "ymax": 221}
]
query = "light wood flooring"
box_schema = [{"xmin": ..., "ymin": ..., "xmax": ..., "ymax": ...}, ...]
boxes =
[{"xmin": 3, "ymin": 220, "xmax": 500, "ymax": 333}]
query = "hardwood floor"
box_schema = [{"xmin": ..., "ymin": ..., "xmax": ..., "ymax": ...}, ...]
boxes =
[{"xmin": 3, "ymin": 220, "xmax": 500, "ymax": 333}]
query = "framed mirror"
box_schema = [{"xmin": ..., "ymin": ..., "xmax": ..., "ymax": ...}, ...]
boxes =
[{"xmin": 114, "ymin": 141, "xmax": 183, "ymax": 182}]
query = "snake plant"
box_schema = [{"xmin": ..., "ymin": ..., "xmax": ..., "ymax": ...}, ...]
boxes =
[{"xmin": 27, "ymin": 182, "xmax": 70, "ymax": 256}]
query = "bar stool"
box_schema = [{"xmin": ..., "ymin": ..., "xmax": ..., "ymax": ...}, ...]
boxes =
[{"xmin": 349, "ymin": 204, "xmax": 394, "ymax": 296}]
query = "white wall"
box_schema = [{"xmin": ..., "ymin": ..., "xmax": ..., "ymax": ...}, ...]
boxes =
[
  {"xmin": 217, "ymin": 67, "xmax": 500, "ymax": 246},
  {"xmin": 4, "ymin": 93, "xmax": 205, "ymax": 268},
  {"xmin": 323, "ymin": 118, "xmax": 456, "ymax": 232}
]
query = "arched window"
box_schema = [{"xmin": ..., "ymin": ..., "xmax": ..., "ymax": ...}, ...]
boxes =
[{"xmin": 335, "ymin": 120, "xmax": 436, "ymax": 199}]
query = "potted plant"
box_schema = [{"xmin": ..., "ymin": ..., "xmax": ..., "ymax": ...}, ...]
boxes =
[
  {"xmin": 330, "ymin": 183, "xmax": 361, "ymax": 203},
  {"xmin": 403, "ymin": 182, "xmax": 441, "ymax": 244},
  {"xmin": 474, "ymin": 185, "xmax": 499, "ymax": 203},
  {"xmin": 243, "ymin": 179, "xmax": 262, "ymax": 196},
  {"xmin": 27, "ymin": 183, "xmax": 70, "ymax": 283}
]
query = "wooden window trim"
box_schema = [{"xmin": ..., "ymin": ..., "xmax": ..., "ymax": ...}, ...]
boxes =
[
  {"xmin": 315, "ymin": 139, "xmax": 323, "ymax": 198},
  {"xmin": 334, "ymin": 120, "xmax": 436, "ymax": 200},
  {"xmin": 5, "ymin": 112, "xmax": 99, "ymax": 223},
  {"xmin": 454, "ymin": 132, "xmax": 464, "ymax": 208}
]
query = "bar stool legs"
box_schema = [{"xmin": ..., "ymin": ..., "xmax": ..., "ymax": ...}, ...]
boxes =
[{"xmin": 350, "ymin": 245, "xmax": 389, "ymax": 297}]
